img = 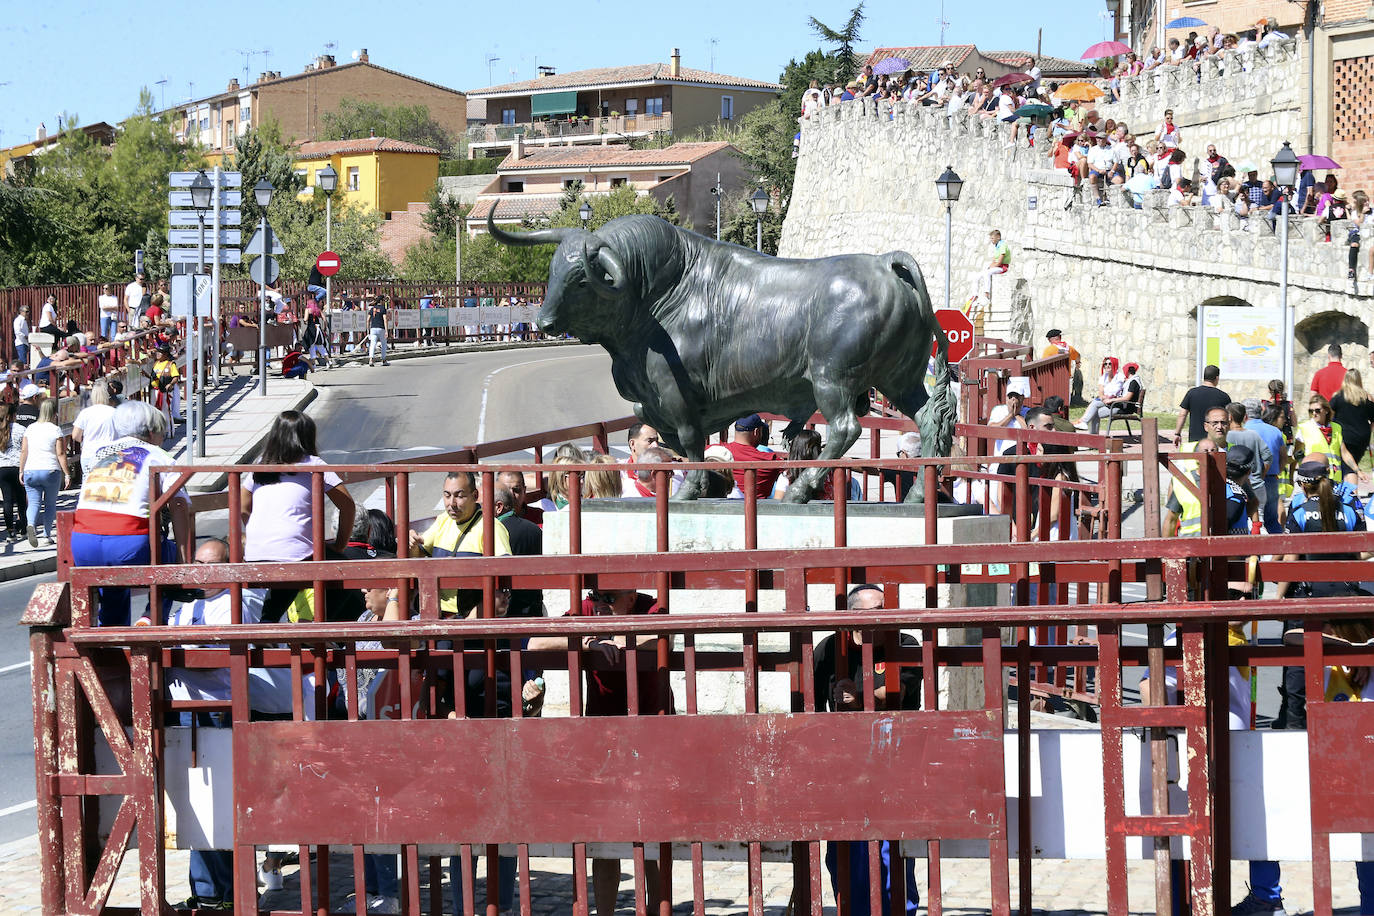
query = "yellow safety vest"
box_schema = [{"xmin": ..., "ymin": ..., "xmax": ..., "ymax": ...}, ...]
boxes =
[
  {"xmin": 1172, "ymin": 442, "xmax": 1203, "ymax": 537},
  {"xmin": 1297, "ymin": 418, "xmax": 1343, "ymax": 464}
]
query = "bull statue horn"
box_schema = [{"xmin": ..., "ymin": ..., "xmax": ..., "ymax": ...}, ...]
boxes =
[
  {"xmin": 486, "ymin": 212, "xmax": 574, "ymax": 247},
  {"xmin": 583, "ymin": 242, "xmax": 628, "ymax": 299}
]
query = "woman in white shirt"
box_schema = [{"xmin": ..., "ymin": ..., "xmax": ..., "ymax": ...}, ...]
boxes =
[
  {"xmin": 73, "ymin": 380, "xmax": 118, "ymax": 477},
  {"xmin": 19, "ymin": 397, "xmax": 69, "ymax": 546}
]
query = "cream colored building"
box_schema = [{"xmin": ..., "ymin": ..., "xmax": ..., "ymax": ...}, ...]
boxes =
[
  {"xmin": 465, "ymin": 50, "xmax": 779, "ymax": 160},
  {"xmin": 467, "ymin": 140, "xmax": 751, "ymax": 236}
]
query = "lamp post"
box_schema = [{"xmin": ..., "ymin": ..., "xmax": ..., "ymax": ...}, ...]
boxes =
[
  {"xmin": 188, "ymin": 171, "xmax": 213, "ymax": 461},
  {"xmin": 253, "ymin": 178, "xmax": 274, "ymax": 397},
  {"xmin": 579, "ymin": 200, "xmax": 592, "ymax": 226},
  {"xmin": 1272, "ymin": 141, "xmax": 1300, "ymax": 396},
  {"xmin": 317, "ymin": 164, "xmax": 338, "ymax": 352},
  {"xmin": 749, "ymin": 186, "xmax": 769, "ymax": 252},
  {"xmin": 935, "ymin": 165, "xmax": 965, "ymax": 311}
]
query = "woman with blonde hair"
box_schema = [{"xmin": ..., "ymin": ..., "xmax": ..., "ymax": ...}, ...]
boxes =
[
  {"xmin": 1295, "ymin": 394, "xmax": 1364, "ymax": 485},
  {"xmin": 538, "ymin": 443, "xmax": 590, "ymax": 512},
  {"xmin": 1330, "ymin": 368, "xmax": 1374, "ymax": 476},
  {"xmin": 585, "ymin": 454, "xmax": 625, "ymax": 499}
]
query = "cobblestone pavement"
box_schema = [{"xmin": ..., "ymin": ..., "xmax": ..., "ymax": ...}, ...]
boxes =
[{"xmin": 1, "ymin": 836, "xmax": 1366, "ymax": 915}]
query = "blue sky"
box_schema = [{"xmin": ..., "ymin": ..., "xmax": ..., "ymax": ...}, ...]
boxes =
[{"xmin": 1, "ymin": 0, "xmax": 1111, "ymax": 148}]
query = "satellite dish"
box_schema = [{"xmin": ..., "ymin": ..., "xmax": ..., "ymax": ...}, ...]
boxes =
[{"xmin": 351, "ymin": 49, "xmax": 362, "ymax": 61}]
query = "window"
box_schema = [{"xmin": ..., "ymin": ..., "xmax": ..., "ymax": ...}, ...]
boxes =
[
  {"xmin": 347, "ymin": 166, "xmax": 359, "ymax": 191},
  {"xmin": 294, "ymin": 168, "xmax": 307, "ymax": 181},
  {"xmin": 502, "ymin": 108, "xmax": 516, "ymax": 125},
  {"xmin": 610, "ymin": 177, "xmax": 627, "ymax": 188},
  {"xmin": 563, "ymin": 179, "xmax": 580, "ymax": 189},
  {"xmin": 200, "ymin": 117, "xmax": 210, "ymax": 131},
  {"xmin": 625, "ymin": 98, "xmax": 638, "ymax": 116},
  {"xmin": 506, "ymin": 180, "xmax": 525, "ymax": 192},
  {"xmin": 601, "ymin": 101, "xmax": 610, "ymax": 117},
  {"xmin": 225, "ymin": 119, "xmax": 234, "ymax": 138},
  {"xmin": 646, "ymin": 97, "xmax": 664, "ymax": 116},
  {"xmin": 720, "ymin": 96, "xmax": 734, "ymax": 121}
]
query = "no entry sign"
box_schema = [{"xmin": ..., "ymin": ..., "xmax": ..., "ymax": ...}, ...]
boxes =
[
  {"xmin": 316, "ymin": 251, "xmax": 342, "ymax": 277},
  {"xmin": 933, "ymin": 309, "xmax": 976, "ymax": 362}
]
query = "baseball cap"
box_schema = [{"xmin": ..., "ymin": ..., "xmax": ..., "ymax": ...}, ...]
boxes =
[
  {"xmin": 704, "ymin": 444, "xmax": 734, "ymax": 461},
  {"xmin": 735, "ymin": 414, "xmax": 768, "ymax": 433},
  {"xmin": 1225, "ymin": 444, "xmax": 1254, "ymax": 477},
  {"xmin": 19, "ymin": 383, "xmax": 42, "ymax": 400},
  {"xmin": 1242, "ymin": 397, "xmax": 1262, "ymax": 419}
]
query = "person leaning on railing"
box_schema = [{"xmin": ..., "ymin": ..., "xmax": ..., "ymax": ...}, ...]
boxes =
[{"xmin": 70, "ymin": 400, "xmax": 189, "ymax": 626}]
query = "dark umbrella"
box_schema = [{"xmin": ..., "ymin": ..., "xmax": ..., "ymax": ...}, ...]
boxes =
[
  {"xmin": 1013, "ymin": 103, "xmax": 1054, "ymax": 119},
  {"xmin": 873, "ymin": 57, "xmax": 910, "ymax": 76},
  {"xmin": 991, "ymin": 72, "xmax": 1031, "ymax": 88}
]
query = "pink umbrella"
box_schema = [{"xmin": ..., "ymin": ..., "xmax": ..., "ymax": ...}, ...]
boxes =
[
  {"xmin": 1081, "ymin": 40, "xmax": 1132, "ymax": 59},
  {"xmin": 1299, "ymin": 154, "xmax": 1341, "ymax": 170}
]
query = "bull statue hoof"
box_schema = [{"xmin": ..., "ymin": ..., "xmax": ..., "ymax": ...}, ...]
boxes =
[{"xmin": 487, "ymin": 213, "xmax": 957, "ymax": 504}]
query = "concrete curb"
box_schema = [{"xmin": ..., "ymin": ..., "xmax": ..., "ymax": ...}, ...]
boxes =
[
  {"xmin": 185, "ymin": 384, "xmax": 320, "ymax": 493},
  {"xmin": 0, "ymin": 555, "xmax": 57, "ymax": 583}
]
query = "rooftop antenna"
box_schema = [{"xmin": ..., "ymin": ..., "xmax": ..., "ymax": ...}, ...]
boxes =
[
  {"xmin": 188, "ymin": 81, "xmax": 195, "ymax": 103},
  {"xmin": 1098, "ymin": 10, "xmax": 1113, "ymax": 41},
  {"xmin": 709, "ymin": 37, "xmax": 719, "ymax": 71},
  {"xmin": 937, "ymin": 0, "xmax": 950, "ymax": 45},
  {"xmin": 486, "ymin": 54, "xmax": 501, "ymax": 85},
  {"xmin": 155, "ymin": 78, "xmax": 168, "ymax": 110},
  {"xmin": 237, "ymin": 49, "xmax": 267, "ymax": 85}
]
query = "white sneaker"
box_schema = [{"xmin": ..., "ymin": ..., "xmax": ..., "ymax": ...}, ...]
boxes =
[
  {"xmin": 367, "ymin": 896, "xmax": 399, "ymax": 914},
  {"xmin": 257, "ymin": 863, "xmax": 284, "ymax": 891}
]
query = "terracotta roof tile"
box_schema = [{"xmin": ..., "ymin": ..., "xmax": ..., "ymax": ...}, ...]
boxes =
[
  {"xmin": 470, "ymin": 64, "xmax": 780, "ymax": 96},
  {"xmin": 866, "ymin": 46, "xmax": 977, "ymax": 72},
  {"xmin": 295, "ymin": 137, "xmax": 441, "ymax": 158},
  {"xmin": 497, "ymin": 141, "xmax": 735, "ymax": 171},
  {"xmin": 984, "ymin": 51, "xmax": 1095, "ymax": 74},
  {"xmin": 468, "ymin": 196, "xmax": 562, "ymax": 222}
]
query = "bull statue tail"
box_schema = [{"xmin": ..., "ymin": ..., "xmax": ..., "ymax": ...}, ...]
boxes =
[{"xmin": 886, "ymin": 252, "xmax": 956, "ymax": 504}]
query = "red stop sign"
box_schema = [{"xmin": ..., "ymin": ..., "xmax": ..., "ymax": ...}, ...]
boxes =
[
  {"xmin": 315, "ymin": 251, "xmax": 341, "ymax": 277},
  {"xmin": 932, "ymin": 309, "xmax": 976, "ymax": 362}
]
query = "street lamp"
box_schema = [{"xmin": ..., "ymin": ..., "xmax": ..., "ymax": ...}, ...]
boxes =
[
  {"xmin": 935, "ymin": 165, "xmax": 964, "ymax": 311},
  {"xmin": 749, "ymin": 186, "xmax": 769, "ymax": 252},
  {"xmin": 1272, "ymin": 141, "xmax": 1300, "ymax": 395},
  {"xmin": 579, "ymin": 200, "xmax": 592, "ymax": 225},
  {"xmin": 187, "ymin": 170, "xmax": 213, "ymax": 460},
  {"xmin": 316, "ymin": 164, "xmax": 338, "ymax": 351},
  {"xmin": 254, "ymin": 179, "xmax": 274, "ymax": 396}
]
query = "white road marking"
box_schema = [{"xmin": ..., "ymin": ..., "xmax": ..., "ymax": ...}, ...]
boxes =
[
  {"xmin": 475, "ymin": 352, "xmax": 603, "ymax": 443},
  {"xmin": 0, "ymin": 800, "xmax": 36, "ymax": 817}
]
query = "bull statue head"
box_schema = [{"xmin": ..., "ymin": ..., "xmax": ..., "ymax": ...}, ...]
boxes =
[{"xmin": 486, "ymin": 214, "xmax": 628, "ymax": 337}]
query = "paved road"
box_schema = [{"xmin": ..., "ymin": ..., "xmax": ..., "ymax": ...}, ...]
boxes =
[{"xmin": 0, "ymin": 573, "xmax": 53, "ymax": 843}]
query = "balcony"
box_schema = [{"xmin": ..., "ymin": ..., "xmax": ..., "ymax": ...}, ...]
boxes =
[{"xmin": 467, "ymin": 113, "xmax": 674, "ymax": 145}]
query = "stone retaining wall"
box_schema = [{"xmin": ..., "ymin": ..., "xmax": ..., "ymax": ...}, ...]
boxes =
[{"xmin": 780, "ymin": 38, "xmax": 1369, "ymax": 407}]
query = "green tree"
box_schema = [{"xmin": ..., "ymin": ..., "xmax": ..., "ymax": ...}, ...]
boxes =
[
  {"xmin": 229, "ymin": 121, "xmax": 303, "ymax": 228},
  {"xmin": 720, "ymin": 189, "xmax": 784, "ymax": 256},
  {"xmin": 320, "ymin": 98, "xmax": 456, "ymax": 157},
  {"xmin": 809, "ymin": 3, "xmax": 866, "ymax": 86},
  {"xmin": 102, "ymin": 90, "xmax": 204, "ymax": 256},
  {"xmin": 547, "ymin": 184, "xmax": 681, "ymax": 231},
  {"xmin": 420, "ymin": 182, "xmax": 467, "ymax": 238}
]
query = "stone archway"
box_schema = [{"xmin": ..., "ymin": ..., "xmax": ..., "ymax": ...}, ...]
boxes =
[{"xmin": 1294, "ymin": 310, "xmax": 1370, "ymax": 389}]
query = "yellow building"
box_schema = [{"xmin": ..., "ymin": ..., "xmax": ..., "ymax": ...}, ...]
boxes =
[{"xmin": 293, "ymin": 137, "xmax": 440, "ymax": 218}]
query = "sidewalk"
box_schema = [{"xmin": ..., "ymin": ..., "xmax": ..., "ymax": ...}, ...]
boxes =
[
  {"xmin": 0, "ymin": 831, "xmax": 1363, "ymax": 915},
  {"xmin": 0, "ymin": 372, "xmax": 316, "ymax": 584}
]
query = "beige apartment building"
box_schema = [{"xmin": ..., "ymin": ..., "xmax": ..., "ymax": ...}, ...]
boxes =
[
  {"xmin": 465, "ymin": 49, "xmax": 780, "ymax": 159},
  {"xmin": 167, "ymin": 50, "xmax": 466, "ymax": 155}
]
